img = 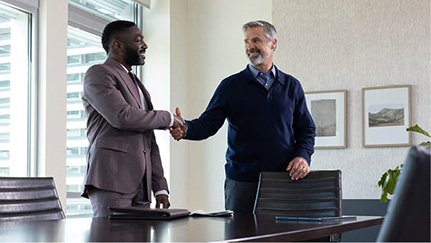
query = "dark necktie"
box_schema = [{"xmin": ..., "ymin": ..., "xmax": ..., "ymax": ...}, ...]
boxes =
[{"xmin": 128, "ymin": 71, "xmax": 141, "ymax": 101}]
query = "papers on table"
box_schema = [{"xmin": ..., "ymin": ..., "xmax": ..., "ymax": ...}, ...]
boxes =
[{"xmin": 189, "ymin": 209, "xmax": 233, "ymax": 217}]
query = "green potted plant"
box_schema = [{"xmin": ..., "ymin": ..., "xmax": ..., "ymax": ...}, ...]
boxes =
[{"xmin": 377, "ymin": 124, "xmax": 430, "ymax": 202}]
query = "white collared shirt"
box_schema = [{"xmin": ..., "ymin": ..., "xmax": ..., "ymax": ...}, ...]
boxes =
[{"xmin": 119, "ymin": 64, "xmax": 174, "ymax": 127}]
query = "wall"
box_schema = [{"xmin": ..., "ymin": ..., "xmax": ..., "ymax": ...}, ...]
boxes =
[
  {"xmin": 141, "ymin": 0, "xmax": 171, "ymax": 196},
  {"xmin": 272, "ymin": 0, "xmax": 430, "ymax": 198},
  {"xmin": 38, "ymin": 0, "xmax": 68, "ymax": 207},
  {"xmin": 169, "ymin": 0, "xmax": 188, "ymax": 208},
  {"xmin": 168, "ymin": 0, "xmax": 272, "ymax": 211}
]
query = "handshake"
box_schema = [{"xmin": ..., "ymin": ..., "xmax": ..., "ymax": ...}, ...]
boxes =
[{"xmin": 170, "ymin": 107, "xmax": 186, "ymax": 141}]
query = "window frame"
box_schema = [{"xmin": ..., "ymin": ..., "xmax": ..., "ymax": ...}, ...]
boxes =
[{"xmin": 0, "ymin": 0, "xmax": 39, "ymax": 176}]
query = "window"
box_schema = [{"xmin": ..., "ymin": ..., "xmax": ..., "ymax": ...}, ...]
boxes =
[
  {"xmin": 66, "ymin": 0, "xmax": 139, "ymax": 217},
  {"xmin": 0, "ymin": 1, "xmax": 35, "ymax": 177}
]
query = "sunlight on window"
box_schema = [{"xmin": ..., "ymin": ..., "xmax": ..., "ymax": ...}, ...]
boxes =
[
  {"xmin": 66, "ymin": 25, "xmax": 105, "ymax": 217},
  {"xmin": 0, "ymin": 2, "xmax": 32, "ymax": 177}
]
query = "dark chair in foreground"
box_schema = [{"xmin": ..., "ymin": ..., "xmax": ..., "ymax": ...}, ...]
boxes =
[
  {"xmin": 253, "ymin": 170, "xmax": 342, "ymax": 241},
  {"xmin": 376, "ymin": 146, "xmax": 430, "ymax": 242},
  {"xmin": 0, "ymin": 177, "xmax": 65, "ymax": 221}
]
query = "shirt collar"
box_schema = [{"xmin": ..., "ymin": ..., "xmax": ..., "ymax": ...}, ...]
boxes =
[
  {"xmin": 248, "ymin": 64, "xmax": 276, "ymax": 79},
  {"xmin": 119, "ymin": 63, "xmax": 130, "ymax": 73}
]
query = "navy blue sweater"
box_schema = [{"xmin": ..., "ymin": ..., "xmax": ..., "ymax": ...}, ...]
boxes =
[{"xmin": 185, "ymin": 66, "xmax": 316, "ymax": 182}]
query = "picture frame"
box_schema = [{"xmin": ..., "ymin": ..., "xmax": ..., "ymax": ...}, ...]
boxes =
[
  {"xmin": 305, "ymin": 90, "xmax": 347, "ymax": 149},
  {"xmin": 362, "ymin": 85, "xmax": 411, "ymax": 148}
]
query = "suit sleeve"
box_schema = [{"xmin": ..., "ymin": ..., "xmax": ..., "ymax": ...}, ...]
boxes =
[
  {"xmin": 292, "ymin": 85, "xmax": 316, "ymax": 164},
  {"xmin": 149, "ymin": 132, "xmax": 169, "ymax": 193},
  {"xmin": 83, "ymin": 65, "xmax": 171, "ymax": 132}
]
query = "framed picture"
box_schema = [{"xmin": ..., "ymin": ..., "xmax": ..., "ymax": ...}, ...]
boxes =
[
  {"xmin": 362, "ymin": 85, "xmax": 411, "ymax": 148},
  {"xmin": 305, "ymin": 90, "xmax": 347, "ymax": 149}
]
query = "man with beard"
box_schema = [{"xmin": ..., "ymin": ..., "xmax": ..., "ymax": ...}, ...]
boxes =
[
  {"xmin": 81, "ymin": 20, "xmax": 185, "ymax": 217},
  {"xmin": 170, "ymin": 20, "xmax": 316, "ymax": 213}
]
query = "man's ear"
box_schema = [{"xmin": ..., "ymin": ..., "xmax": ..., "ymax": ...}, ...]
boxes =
[
  {"xmin": 271, "ymin": 38, "xmax": 278, "ymax": 51},
  {"xmin": 112, "ymin": 40, "xmax": 124, "ymax": 54}
]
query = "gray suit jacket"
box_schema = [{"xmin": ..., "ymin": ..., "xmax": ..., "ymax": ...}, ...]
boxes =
[{"xmin": 81, "ymin": 57, "xmax": 170, "ymax": 202}]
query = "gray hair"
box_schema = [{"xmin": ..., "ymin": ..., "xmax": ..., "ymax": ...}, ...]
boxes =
[{"xmin": 242, "ymin": 20, "xmax": 277, "ymax": 50}]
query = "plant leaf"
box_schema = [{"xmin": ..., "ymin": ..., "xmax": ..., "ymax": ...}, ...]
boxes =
[
  {"xmin": 378, "ymin": 165, "xmax": 402, "ymax": 203},
  {"xmin": 419, "ymin": 141, "xmax": 431, "ymax": 148},
  {"xmin": 377, "ymin": 172, "xmax": 388, "ymax": 187},
  {"xmin": 386, "ymin": 171, "xmax": 396, "ymax": 195},
  {"xmin": 380, "ymin": 192, "xmax": 388, "ymax": 203},
  {"xmin": 406, "ymin": 124, "xmax": 431, "ymax": 138}
]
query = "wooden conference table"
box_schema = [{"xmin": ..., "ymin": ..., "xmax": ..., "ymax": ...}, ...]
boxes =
[{"xmin": 0, "ymin": 214, "xmax": 383, "ymax": 242}]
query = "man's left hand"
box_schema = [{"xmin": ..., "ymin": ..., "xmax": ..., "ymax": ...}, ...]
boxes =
[
  {"xmin": 286, "ymin": 157, "xmax": 309, "ymax": 180},
  {"xmin": 155, "ymin": 194, "xmax": 170, "ymax": 208}
]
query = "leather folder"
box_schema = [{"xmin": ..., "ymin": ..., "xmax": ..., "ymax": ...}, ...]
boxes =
[{"xmin": 109, "ymin": 207, "xmax": 190, "ymax": 220}]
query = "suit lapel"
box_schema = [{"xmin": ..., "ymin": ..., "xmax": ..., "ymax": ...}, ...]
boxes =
[
  {"xmin": 134, "ymin": 76, "xmax": 153, "ymax": 110},
  {"xmin": 104, "ymin": 58, "xmax": 143, "ymax": 109}
]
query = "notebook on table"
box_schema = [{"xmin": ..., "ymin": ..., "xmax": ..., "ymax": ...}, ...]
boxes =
[
  {"xmin": 276, "ymin": 215, "xmax": 357, "ymax": 222},
  {"xmin": 109, "ymin": 207, "xmax": 233, "ymax": 220},
  {"xmin": 109, "ymin": 207, "xmax": 190, "ymax": 220}
]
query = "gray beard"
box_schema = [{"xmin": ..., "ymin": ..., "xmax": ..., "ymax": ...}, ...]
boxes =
[
  {"xmin": 248, "ymin": 50, "xmax": 270, "ymax": 66},
  {"xmin": 249, "ymin": 54, "xmax": 264, "ymax": 66}
]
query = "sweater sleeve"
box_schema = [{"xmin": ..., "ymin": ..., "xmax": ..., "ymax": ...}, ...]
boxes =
[
  {"xmin": 185, "ymin": 81, "xmax": 228, "ymax": 140},
  {"xmin": 292, "ymin": 84, "xmax": 316, "ymax": 164}
]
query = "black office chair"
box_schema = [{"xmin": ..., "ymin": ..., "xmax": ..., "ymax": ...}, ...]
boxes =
[
  {"xmin": 253, "ymin": 170, "xmax": 342, "ymax": 241},
  {"xmin": 376, "ymin": 146, "xmax": 430, "ymax": 242},
  {"xmin": 0, "ymin": 177, "xmax": 65, "ymax": 221}
]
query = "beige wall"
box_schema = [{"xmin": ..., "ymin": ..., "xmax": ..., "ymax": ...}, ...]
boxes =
[
  {"xmin": 38, "ymin": 0, "xmax": 68, "ymax": 208},
  {"xmin": 141, "ymin": 0, "xmax": 172, "ymax": 200},
  {"xmin": 272, "ymin": 0, "xmax": 430, "ymax": 198},
  {"xmin": 169, "ymin": 0, "xmax": 189, "ymax": 209},
  {"xmin": 168, "ymin": 0, "xmax": 272, "ymax": 210}
]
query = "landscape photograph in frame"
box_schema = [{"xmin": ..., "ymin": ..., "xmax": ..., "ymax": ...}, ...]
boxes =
[{"xmin": 362, "ymin": 85, "xmax": 411, "ymax": 148}]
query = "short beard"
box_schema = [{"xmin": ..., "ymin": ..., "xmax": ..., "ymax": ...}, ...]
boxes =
[
  {"xmin": 124, "ymin": 46, "xmax": 145, "ymax": 66},
  {"xmin": 248, "ymin": 51, "xmax": 271, "ymax": 66},
  {"xmin": 248, "ymin": 53, "xmax": 265, "ymax": 66}
]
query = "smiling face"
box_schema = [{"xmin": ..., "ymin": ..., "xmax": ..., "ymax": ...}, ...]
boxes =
[
  {"xmin": 114, "ymin": 25, "xmax": 148, "ymax": 70},
  {"xmin": 244, "ymin": 27, "xmax": 277, "ymax": 70}
]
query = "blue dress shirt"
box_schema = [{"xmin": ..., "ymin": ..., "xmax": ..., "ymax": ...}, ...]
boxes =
[{"xmin": 248, "ymin": 64, "xmax": 276, "ymax": 90}]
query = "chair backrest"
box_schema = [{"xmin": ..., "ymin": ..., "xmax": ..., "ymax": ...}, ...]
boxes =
[
  {"xmin": 376, "ymin": 146, "xmax": 430, "ymax": 242},
  {"xmin": 0, "ymin": 177, "xmax": 65, "ymax": 221},
  {"xmin": 253, "ymin": 170, "xmax": 342, "ymax": 217}
]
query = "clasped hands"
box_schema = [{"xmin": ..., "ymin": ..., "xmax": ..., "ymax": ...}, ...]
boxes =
[{"xmin": 170, "ymin": 107, "xmax": 186, "ymax": 140}]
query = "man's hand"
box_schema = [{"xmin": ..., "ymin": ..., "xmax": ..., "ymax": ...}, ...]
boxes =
[
  {"xmin": 286, "ymin": 157, "xmax": 309, "ymax": 180},
  {"xmin": 172, "ymin": 107, "xmax": 185, "ymax": 129},
  {"xmin": 155, "ymin": 194, "xmax": 170, "ymax": 209},
  {"xmin": 169, "ymin": 107, "xmax": 186, "ymax": 141}
]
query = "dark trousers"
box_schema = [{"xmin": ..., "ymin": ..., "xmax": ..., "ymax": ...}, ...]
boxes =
[
  {"xmin": 87, "ymin": 182, "xmax": 149, "ymax": 217},
  {"xmin": 224, "ymin": 178, "xmax": 258, "ymax": 213}
]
